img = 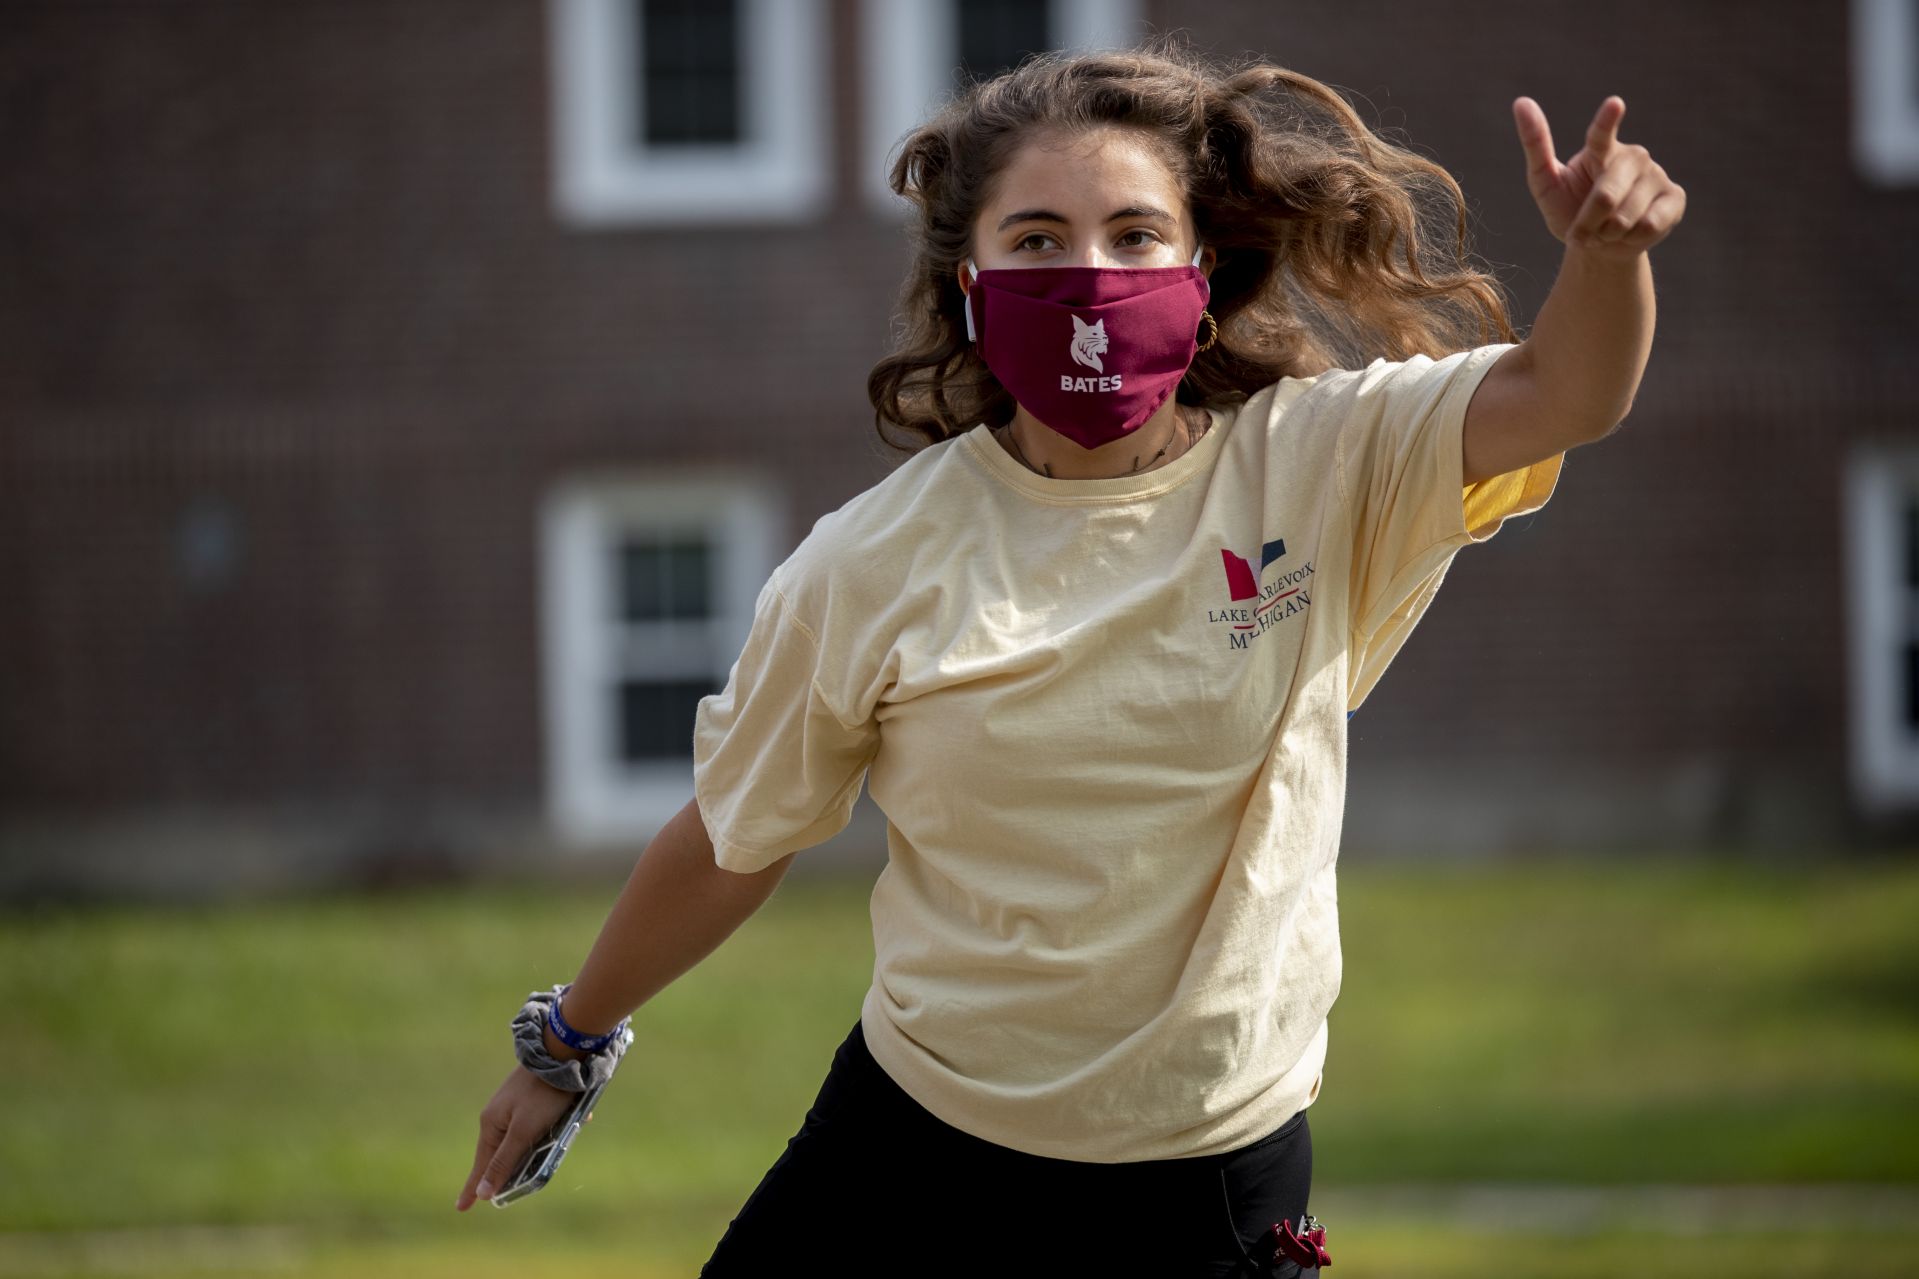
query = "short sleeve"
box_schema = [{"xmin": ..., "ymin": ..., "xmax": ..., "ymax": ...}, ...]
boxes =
[
  {"xmin": 691, "ymin": 571, "xmax": 881, "ymax": 874},
  {"xmin": 1334, "ymin": 342, "xmax": 1565, "ymax": 711}
]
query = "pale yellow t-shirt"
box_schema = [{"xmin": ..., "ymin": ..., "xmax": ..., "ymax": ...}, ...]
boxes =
[{"xmin": 692, "ymin": 342, "xmax": 1564, "ymax": 1162}]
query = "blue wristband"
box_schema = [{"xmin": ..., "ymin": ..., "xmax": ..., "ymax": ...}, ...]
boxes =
[{"xmin": 548, "ymin": 983, "xmax": 626, "ymax": 1055}]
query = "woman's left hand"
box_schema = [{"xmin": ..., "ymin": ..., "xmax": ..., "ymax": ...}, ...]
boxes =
[{"xmin": 1513, "ymin": 95, "xmax": 1686, "ymax": 259}]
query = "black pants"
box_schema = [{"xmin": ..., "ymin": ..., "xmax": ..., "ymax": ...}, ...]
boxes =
[{"xmin": 700, "ymin": 1017, "xmax": 1320, "ymax": 1277}]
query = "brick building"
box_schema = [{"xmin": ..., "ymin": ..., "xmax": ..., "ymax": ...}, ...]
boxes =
[{"xmin": 3, "ymin": 0, "xmax": 1915, "ymax": 901}]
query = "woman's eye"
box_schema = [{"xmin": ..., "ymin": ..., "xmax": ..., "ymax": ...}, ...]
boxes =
[
  {"xmin": 1016, "ymin": 234, "xmax": 1054, "ymax": 252},
  {"xmin": 1119, "ymin": 229, "xmax": 1157, "ymax": 247}
]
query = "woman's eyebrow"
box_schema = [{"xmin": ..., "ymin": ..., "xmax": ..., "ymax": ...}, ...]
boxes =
[{"xmin": 995, "ymin": 204, "xmax": 1178, "ymax": 231}]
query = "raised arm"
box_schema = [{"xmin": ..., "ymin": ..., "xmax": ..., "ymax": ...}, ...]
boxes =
[{"xmin": 1460, "ymin": 94, "xmax": 1685, "ymax": 486}]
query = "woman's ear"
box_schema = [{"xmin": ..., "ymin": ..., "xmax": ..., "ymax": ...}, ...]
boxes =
[{"xmin": 956, "ymin": 260, "xmax": 972, "ymax": 299}]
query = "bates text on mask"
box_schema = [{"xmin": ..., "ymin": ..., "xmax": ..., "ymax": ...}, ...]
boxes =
[{"xmin": 1061, "ymin": 374, "xmax": 1123, "ymax": 392}]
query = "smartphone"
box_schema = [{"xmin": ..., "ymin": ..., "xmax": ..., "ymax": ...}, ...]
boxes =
[{"xmin": 490, "ymin": 1023, "xmax": 635, "ymax": 1208}]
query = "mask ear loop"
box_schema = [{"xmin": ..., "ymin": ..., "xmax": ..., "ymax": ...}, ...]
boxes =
[{"xmin": 963, "ymin": 258, "xmax": 978, "ymax": 343}]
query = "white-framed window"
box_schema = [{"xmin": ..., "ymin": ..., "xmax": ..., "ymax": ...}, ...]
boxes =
[
  {"xmin": 861, "ymin": 0, "xmax": 1147, "ymax": 215},
  {"xmin": 1852, "ymin": 0, "xmax": 1919, "ymax": 184},
  {"xmin": 1844, "ymin": 444, "xmax": 1919, "ymax": 812},
  {"xmin": 548, "ymin": 0, "xmax": 830, "ymax": 226},
  {"xmin": 540, "ymin": 471, "xmax": 788, "ymax": 845}
]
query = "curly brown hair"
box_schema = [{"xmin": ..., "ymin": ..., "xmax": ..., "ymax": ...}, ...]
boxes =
[{"xmin": 865, "ymin": 31, "xmax": 1521, "ymax": 457}]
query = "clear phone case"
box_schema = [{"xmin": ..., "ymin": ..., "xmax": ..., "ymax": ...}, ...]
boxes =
[{"xmin": 491, "ymin": 1023, "xmax": 635, "ymax": 1207}]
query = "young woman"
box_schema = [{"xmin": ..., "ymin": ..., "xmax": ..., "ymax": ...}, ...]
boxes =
[{"xmin": 458, "ymin": 33, "xmax": 1678, "ymax": 1277}]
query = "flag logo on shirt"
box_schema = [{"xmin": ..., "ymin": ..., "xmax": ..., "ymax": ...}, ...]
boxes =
[
  {"xmin": 1209, "ymin": 537, "xmax": 1314, "ymax": 649},
  {"xmin": 1220, "ymin": 538, "xmax": 1289, "ymax": 601}
]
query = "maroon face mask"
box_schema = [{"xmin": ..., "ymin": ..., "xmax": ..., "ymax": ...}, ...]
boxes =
[{"xmin": 963, "ymin": 240, "xmax": 1210, "ymax": 451}]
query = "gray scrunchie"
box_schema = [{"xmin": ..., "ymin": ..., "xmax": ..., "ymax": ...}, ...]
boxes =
[{"xmin": 511, "ymin": 984, "xmax": 630, "ymax": 1094}]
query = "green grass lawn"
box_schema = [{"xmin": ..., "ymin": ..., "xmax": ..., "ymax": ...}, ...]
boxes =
[{"xmin": 1, "ymin": 855, "xmax": 1915, "ymax": 1277}]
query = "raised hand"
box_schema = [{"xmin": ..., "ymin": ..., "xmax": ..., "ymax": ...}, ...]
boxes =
[{"xmin": 1513, "ymin": 95, "xmax": 1686, "ymax": 259}]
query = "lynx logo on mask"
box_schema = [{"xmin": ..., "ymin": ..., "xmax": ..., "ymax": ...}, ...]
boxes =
[
  {"xmin": 964, "ymin": 241, "xmax": 1210, "ymax": 451},
  {"xmin": 1070, "ymin": 316, "xmax": 1109, "ymax": 373}
]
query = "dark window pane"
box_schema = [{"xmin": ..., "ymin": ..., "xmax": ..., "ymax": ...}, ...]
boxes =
[
  {"xmin": 639, "ymin": 0, "xmax": 742, "ymax": 146},
  {"xmin": 619, "ymin": 677, "xmax": 720, "ymax": 761},
  {"xmin": 618, "ymin": 535, "xmax": 713, "ymax": 622},
  {"xmin": 1904, "ymin": 493, "xmax": 1919, "ymax": 591},
  {"xmin": 665, "ymin": 539, "xmax": 711, "ymax": 617},
  {"xmin": 955, "ymin": 0, "xmax": 1052, "ymax": 87},
  {"xmin": 618, "ymin": 540, "xmax": 665, "ymax": 622},
  {"xmin": 1905, "ymin": 641, "xmax": 1919, "ymax": 732}
]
